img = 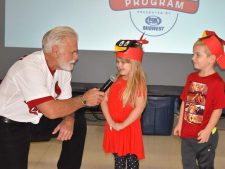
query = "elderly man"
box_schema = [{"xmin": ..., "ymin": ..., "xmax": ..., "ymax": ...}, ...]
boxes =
[{"xmin": 0, "ymin": 26, "xmax": 104, "ymax": 169}]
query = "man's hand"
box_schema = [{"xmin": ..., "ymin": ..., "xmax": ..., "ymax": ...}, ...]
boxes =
[
  {"xmin": 83, "ymin": 88, "xmax": 104, "ymax": 106},
  {"xmin": 52, "ymin": 115, "xmax": 74, "ymax": 141}
]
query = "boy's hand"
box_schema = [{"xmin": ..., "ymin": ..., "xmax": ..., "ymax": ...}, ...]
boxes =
[
  {"xmin": 173, "ymin": 124, "xmax": 182, "ymax": 136},
  {"xmin": 197, "ymin": 129, "xmax": 211, "ymax": 143}
]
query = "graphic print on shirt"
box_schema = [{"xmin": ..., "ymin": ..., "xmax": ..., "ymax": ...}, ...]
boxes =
[
  {"xmin": 29, "ymin": 106, "xmax": 41, "ymax": 115},
  {"xmin": 184, "ymin": 81, "xmax": 208, "ymax": 124},
  {"xmin": 26, "ymin": 81, "xmax": 61, "ymax": 115},
  {"xmin": 24, "ymin": 101, "xmax": 41, "ymax": 115}
]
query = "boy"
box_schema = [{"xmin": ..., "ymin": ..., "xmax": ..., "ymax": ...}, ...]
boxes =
[{"xmin": 173, "ymin": 30, "xmax": 225, "ymax": 169}]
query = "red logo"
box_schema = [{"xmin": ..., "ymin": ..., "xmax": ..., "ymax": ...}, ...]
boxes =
[{"xmin": 29, "ymin": 107, "xmax": 41, "ymax": 115}]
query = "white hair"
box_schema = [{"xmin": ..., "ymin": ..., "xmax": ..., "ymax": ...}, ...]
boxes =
[{"xmin": 42, "ymin": 26, "xmax": 78, "ymax": 53}]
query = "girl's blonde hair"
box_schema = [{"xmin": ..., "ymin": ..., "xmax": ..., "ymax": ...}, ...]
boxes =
[{"xmin": 117, "ymin": 57, "xmax": 147, "ymax": 107}]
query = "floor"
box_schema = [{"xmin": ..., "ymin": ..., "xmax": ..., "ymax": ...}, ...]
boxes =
[{"xmin": 28, "ymin": 120, "xmax": 225, "ymax": 169}]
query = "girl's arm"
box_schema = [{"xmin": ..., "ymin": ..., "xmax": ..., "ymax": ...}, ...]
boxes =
[
  {"xmin": 100, "ymin": 90, "xmax": 115, "ymax": 127},
  {"xmin": 173, "ymin": 101, "xmax": 184, "ymax": 136},
  {"xmin": 114, "ymin": 96, "xmax": 146, "ymax": 131}
]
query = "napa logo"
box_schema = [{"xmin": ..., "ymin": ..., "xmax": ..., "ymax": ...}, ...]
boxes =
[{"xmin": 109, "ymin": 0, "xmax": 199, "ymax": 37}]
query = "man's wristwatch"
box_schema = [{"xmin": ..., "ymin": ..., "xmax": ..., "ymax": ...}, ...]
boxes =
[{"xmin": 80, "ymin": 95, "xmax": 87, "ymax": 106}]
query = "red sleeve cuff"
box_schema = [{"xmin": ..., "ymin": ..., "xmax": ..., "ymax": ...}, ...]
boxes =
[{"xmin": 27, "ymin": 96, "xmax": 54, "ymax": 109}]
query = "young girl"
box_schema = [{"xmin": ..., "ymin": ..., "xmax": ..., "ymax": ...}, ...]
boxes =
[{"xmin": 101, "ymin": 36, "xmax": 149, "ymax": 169}]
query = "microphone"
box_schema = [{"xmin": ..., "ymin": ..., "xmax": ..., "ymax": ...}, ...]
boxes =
[{"xmin": 100, "ymin": 74, "xmax": 116, "ymax": 92}]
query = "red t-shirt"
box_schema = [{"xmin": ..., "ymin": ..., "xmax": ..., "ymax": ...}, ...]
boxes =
[{"xmin": 180, "ymin": 72, "xmax": 225, "ymax": 139}]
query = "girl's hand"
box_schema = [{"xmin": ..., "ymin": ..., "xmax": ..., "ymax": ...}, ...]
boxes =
[
  {"xmin": 108, "ymin": 120, "xmax": 116, "ymax": 131},
  {"xmin": 112, "ymin": 122, "xmax": 124, "ymax": 131}
]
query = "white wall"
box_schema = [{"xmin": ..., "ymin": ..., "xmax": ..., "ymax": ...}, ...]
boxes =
[{"xmin": 0, "ymin": 0, "xmax": 224, "ymax": 86}]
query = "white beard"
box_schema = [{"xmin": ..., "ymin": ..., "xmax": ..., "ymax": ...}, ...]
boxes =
[{"xmin": 57, "ymin": 57, "xmax": 75, "ymax": 72}]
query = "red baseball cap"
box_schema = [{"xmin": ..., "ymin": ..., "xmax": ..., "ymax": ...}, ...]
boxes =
[{"xmin": 200, "ymin": 30, "xmax": 225, "ymax": 69}]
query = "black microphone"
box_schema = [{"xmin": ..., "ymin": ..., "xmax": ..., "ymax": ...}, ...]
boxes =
[{"xmin": 100, "ymin": 75, "xmax": 116, "ymax": 92}]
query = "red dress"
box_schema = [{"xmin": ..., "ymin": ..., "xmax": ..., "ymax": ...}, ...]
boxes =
[{"xmin": 103, "ymin": 77, "xmax": 145, "ymax": 160}]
